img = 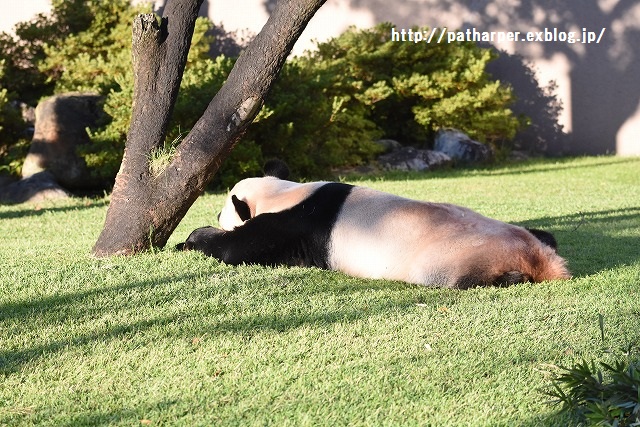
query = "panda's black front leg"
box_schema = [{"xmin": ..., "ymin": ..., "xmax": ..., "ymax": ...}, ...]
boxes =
[
  {"xmin": 179, "ymin": 216, "xmax": 308, "ymax": 268},
  {"xmin": 179, "ymin": 225, "xmax": 262, "ymax": 265},
  {"xmin": 178, "ymin": 226, "xmax": 231, "ymax": 259}
]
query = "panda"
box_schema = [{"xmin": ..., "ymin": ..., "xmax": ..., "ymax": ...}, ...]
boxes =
[{"xmin": 179, "ymin": 160, "xmax": 571, "ymax": 289}]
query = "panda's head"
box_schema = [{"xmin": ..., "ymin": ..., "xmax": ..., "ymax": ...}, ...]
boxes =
[{"xmin": 218, "ymin": 160, "xmax": 291, "ymax": 230}]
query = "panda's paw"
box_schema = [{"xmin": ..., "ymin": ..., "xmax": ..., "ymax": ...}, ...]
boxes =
[{"xmin": 178, "ymin": 226, "xmax": 225, "ymax": 253}]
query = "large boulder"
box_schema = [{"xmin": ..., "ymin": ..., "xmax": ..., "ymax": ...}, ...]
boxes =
[
  {"xmin": 374, "ymin": 139, "xmax": 403, "ymax": 154},
  {"xmin": 21, "ymin": 92, "xmax": 104, "ymax": 189},
  {"xmin": 0, "ymin": 171, "xmax": 70, "ymax": 204},
  {"xmin": 434, "ymin": 129, "xmax": 493, "ymax": 164},
  {"xmin": 378, "ymin": 146, "xmax": 452, "ymax": 172}
]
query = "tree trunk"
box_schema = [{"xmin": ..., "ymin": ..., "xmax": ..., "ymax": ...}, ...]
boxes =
[{"xmin": 92, "ymin": 0, "xmax": 326, "ymax": 256}]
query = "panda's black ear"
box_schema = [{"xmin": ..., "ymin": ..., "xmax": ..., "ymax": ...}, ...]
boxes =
[
  {"xmin": 526, "ymin": 227, "xmax": 558, "ymax": 251},
  {"xmin": 263, "ymin": 159, "xmax": 290, "ymax": 180},
  {"xmin": 232, "ymin": 195, "xmax": 252, "ymax": 222}
]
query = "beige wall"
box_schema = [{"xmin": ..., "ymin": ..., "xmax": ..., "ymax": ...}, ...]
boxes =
[
  {"xmin": 1, "ymin": 1, "xmax": 51, "ymax": 35},
  {"xmin": 4, "ymin": 0, "xmax": 639, "ymax": 155}
]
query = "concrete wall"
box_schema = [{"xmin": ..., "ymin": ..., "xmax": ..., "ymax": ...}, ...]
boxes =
[
  {"xmin": 1, "ymin": 1, "xmax": 50, "ymax": 35},
  {"xmin": 4, "ymin": 0, "xmax": 639, "ymax": 155}
]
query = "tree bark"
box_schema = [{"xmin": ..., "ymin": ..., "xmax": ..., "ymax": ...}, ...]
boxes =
[{"xmin": 92, "ymin": 0, "xmax": 326, "ymax": 256}]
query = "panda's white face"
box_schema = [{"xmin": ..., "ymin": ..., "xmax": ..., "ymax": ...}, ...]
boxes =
[
  {"xmin": 217, "ymin": 177, "xmax": 328, "ymax": 231},
  {"xmin": 217, "ymin": 199, "xmax": 246, "ymax": 230},
  {"xmin": 218, "ymin": 178, "xmax": 258, "ymax": 230}
]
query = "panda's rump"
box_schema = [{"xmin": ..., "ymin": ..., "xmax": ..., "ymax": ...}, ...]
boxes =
[{"xmin": 327, "ymin": 187, "xmax": 568, "ymax": 287}]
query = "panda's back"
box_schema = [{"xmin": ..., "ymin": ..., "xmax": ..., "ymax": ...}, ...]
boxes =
[{"xmin": 327, "ymin": 186, "xmax": 544, "ymax": 287}]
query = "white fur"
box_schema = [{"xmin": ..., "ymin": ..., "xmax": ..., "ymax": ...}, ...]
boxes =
[
  {"xmin": 326, "ymin": 186, "xmax": 520, "ymax": 286},
  {"xmin": 218, "ymin": 178, "xmax": 326, "ymax": 230}
]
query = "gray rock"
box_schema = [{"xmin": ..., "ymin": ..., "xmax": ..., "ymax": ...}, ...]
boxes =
[
  {"xmin": 378, "ymin": 146, "xmax": 452, "ymax": 171},
  {"xmin": 21, "ymin": 92, "xmax": 104, "ymax": 189},
  {"xmin": 0, "ymin": 171, "xmax": 70, "ymax": 204},
  {"xmin": 434, "ymin": 129, "xmax": 493, "ymax": 163},
  {"xmin": 374, "ymin": 139, "xmax": 403, "ymax": 154}
]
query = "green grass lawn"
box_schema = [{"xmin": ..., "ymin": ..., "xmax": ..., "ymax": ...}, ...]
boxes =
[{"xmin": 1, "ymin": 156, "xmax": 639, "ymax": 426}]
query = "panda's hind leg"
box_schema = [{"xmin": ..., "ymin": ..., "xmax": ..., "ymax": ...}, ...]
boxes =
[
  {"xmin": 451, "ymin": 268, "xmax": 532, "ymax": 289},
  {"xmin": 451, "ymin": 271, "xmax": 531, "ymax": 289},
  {"xmin": 492, "ymin": 271, "xmax": 532, "ymax": 287}
]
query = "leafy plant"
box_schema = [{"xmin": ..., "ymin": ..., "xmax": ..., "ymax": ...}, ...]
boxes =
[
  {"xmin": 545, "ymin": 317, "xmax": 640, "ymax": 427},
  {"xmin": 0, "ymin": 62, "xmax": 28, "ymax": 174},
  {"xmin": 239, "ymin": 56, "xmax": 383, "ymax": 184},
  {"xmin": 58, "ymin": 5, "xmax": 233, "ymax": 184},
  {"xmin": 306, "ymin": 23, "xmax": 524, "ymax": 149},
  {"xmin": 0, "ymin": 0, "xmax": 99, "ymax": 104},
  {"xmin": 0, "ymin": 0, "xmax": 232, "ymax": 184},
  {"xmin": 0, "ymin": 0, "xmax": 144, "ymax": 177},
  {"xmin": 39, "ymin": 0, "xmax": 147, "ymax": 94}
]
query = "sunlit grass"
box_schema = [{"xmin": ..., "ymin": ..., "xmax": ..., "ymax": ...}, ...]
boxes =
[{"xmin": 1, "ymin": 156, "xmax": 638, "ymax": 426}]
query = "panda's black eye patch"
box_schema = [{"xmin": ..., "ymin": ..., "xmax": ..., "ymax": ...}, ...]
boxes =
[{"xmin": 232, "ymin": 195, "xmax": 252, "ymax": 222}]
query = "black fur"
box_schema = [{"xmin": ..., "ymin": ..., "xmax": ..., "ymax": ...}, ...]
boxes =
[
  {"xmin": 526, "ymin": 228, "xmax": 558, "ymax": 250},
  {"xmin": 180, "ymin": 183, "xmax": 354, "ymax": 267},
  {"xmin": 232, "ymin": 195, "xmax": 251, "ymax": 222},
  {"xmin": 263, "ymin": 159, "xmax": 290, "ymax": 180},
  {"xmin": 493, "ymin": 271, "xmax": 532, "ymax": 287}
]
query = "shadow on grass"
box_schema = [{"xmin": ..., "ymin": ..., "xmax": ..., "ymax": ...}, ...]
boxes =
[
  {"xmin": 3, "ymin": 206, "xmax": 638, "ymax": 373},
  {"xmin": 2, "ymin": 398, "xmax": 181, "ymax": 426},
  {"xmin": 517, "ymin": 206, "xmax": 640, "ymax": 277},
  {"xmin": 0, "ymin": 268, "xmax": 431, "ymax": 374},
  {"xmin": 0, "ymin": 272, "xmax": 197, "ymax": 374},
  {"xmin": 0, "ymin": 271, "xmax": 198, "ymax": 323},
  {"xmin": 0, "ymin": 198, "xmax": 108, "ymax": 220}
]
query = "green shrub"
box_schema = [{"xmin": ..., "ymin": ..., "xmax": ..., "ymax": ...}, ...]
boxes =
[
  {"xmin": 236, "ymin": 23, "xmax": 523, "ymax": 181},
  {"xmin": 307, "ymin": 23, "xmax": 523, "ymax": 149},
  {"xmin": 54, "ymin": 4, "xmax": 382, "ymax": 187},
  {"xmin": 0, "ymin": 0, "xmax": 227, "ymax": 183},
  {"xmin": 545, "ymin": 317, "xmax": 639, "ymax": 426},
  {"xmin": 0, "ymin": 63, "xmax": 28, "ymax": 175},
  {"xmin": 28, "ymin": 0, "xmax": 230, "ymax": 183},
  {"xmin": 38, "ymin": 0, "xmax": 155, "ymax": 181},
  {"xmin": 51, "ymin": 19, "xmax": 519, "ymax": 186},
  {"xmin": 39, "ymin": 0, "xmax": 145, "ymax": 95},
  {"xmin": 0, "ymin": 0, "xmax": 136, "ymax": 176},
  {"xmin": 238, "ymin": 57, "xmax": 383, "ymax": 184},
  {"xmin": 232, "ymin": 23, "xmax": 523, "ymax": 182},
  {"xmin": 546, "ymin": 351, "xmax": 640, "ymax": 426},
  {"xmin": 0, "ymin": 0, "xmax": 99, "ymax": 105},
  {"xmin": 0, "ymin": 0, "xmax": 79, "ymax": 175}
]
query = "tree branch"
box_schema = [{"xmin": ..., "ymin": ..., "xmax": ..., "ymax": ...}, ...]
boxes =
[
  {"xmin": 93, "ymin": 0, "xmax": 204, "ymax": 256},
  {"xmin": 164, "ymin": 0, "xmax": 326, "ymax": 186}
]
